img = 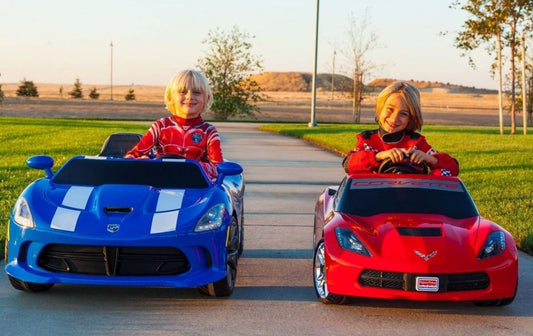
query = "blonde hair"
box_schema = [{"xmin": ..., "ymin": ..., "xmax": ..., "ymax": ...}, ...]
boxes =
[
  {"xmin": 375, "ymin": 81, "xmax": 423, "ymax": 132},
  {"xmin": 164, "ymin": 70, "xmax": 213, "ymax": 115}
]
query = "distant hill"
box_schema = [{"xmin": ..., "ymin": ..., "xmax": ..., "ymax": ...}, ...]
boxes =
[
  {"xmin": 250, "ymin": 72, "xmax": 353, "ymax": 92},
  {"xmin": 366, "ymin": 78, "xmax": 497, "ymax": 94},
  {"xmin": 250, "ymin": 72, "xmax": 497, "ymax": 94}
]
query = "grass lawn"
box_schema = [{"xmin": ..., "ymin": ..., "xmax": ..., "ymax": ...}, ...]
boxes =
[
  {"xmin": 0, "ymin": 117, "xmax": 152, "ymax": 260},
  {"xmin": 258, "ymin": 123, "xmax": 533, "ymax": 255},
  {"xmin": 1, "ymin": 117, "xmax": 532, "ymax": 258}
]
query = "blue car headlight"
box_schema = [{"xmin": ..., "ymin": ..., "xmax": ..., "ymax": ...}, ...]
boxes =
[
  {"xmin": 478, "ymin": 231, "xmax": 506, "ymax": 259},
  {"xmin": 194, "ymin": 203, "xmax": 226, "ymax": 232},
  {"xmin": 335, "ymin": 227, "xmax": 371, "ymax": 257},
  {"xmin": 13, "ymin": 196, "xmax": 35, "ymax": 229}
]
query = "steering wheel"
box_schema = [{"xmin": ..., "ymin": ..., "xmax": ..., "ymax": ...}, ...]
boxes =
[
  {"xmin": 156, "ymin": 154, "xmax": 186, "ymax": 159},
  {"xmin": 377, "ymin": 157, "xmax": 430, "ymax": 174}
]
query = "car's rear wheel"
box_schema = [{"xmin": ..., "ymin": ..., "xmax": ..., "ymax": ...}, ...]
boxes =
[
  {"xmin": 8, "ymin": 275, "xmax": 54, "ymax": 293},
  {"xmin": 198, "ymin": 216, "xmax": 239, "ymax": 297},
  {"xmin": 238, "ymin": 205, "xmax": 244, "ymax": 257},
  {"xmin": 313, "ymin": 239, "xmax": 349, "ymax": 304}
]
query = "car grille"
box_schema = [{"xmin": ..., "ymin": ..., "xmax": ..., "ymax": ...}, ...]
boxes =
[
  {"xmin": 38, "ymin": 244, "xmax": 190, "ymax": 276},
  {"xmin": 359, "ymin": 269, "xmax": 490, "ymax": 292}
]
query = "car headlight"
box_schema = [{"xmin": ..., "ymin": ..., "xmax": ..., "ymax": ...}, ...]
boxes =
[
  {"xmin": 13, "ymin": 197, "xmax": 35, "ymax": 229},
  {"xmin": 335, "ymin": 227, "xmax": 371, "ymax": 257},
  {"xmin": 194, "ymin": 204, "xmax": 226, "ymax": 232},
  {"xmin": 478, "ymin": 231, "xmax": 506, "ymax": 259}
]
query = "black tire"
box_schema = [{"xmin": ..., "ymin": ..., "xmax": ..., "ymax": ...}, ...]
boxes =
[
  {"xmin": 238, "ymin": 205, "xmax": 244, "ymax": 257},
  {"xmin": 8, "ymin": 275, "xmax": 54, "ymax": 293},
  {"xmin": 197, "ymin": 262, "xmax": 236, "ymax": 297},
  {"xmin": 473, "ymin": 280, "xmax": 517, "ymax": 307},
  {"xmin": 473, "ymin": 298, "xmax": 514, "ymax": 307},
  {"xmin": 198, "ymin": 216, "xmax": 239, "ymax": 297},
  {"xmin": 313, "ymin": 239, "xmax": 350, "ymax": 304}
]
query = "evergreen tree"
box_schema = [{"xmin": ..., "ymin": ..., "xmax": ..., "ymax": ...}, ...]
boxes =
[
  {"xmin": 0, "ymin": 73, "xmax": 4, "ymax": 104},
  {"xmin": 16, "ymin": 79, "xmax": 39, "ymax": 97},
  {"xmin": 124, "ymin": 88, "xmax": 136, "ymax": 101},
  {"xmin": 69, "ymin": 78, "xmax": 83, "ymax": 99},
  {"xmin": 89, "ymin": 87, "xmax": 100, "ymax": 99}
]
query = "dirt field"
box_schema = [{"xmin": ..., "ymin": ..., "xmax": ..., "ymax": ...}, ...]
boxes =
[{"xmin": 0, "ymin": 83, "xmax": 523, "ymax": 127}]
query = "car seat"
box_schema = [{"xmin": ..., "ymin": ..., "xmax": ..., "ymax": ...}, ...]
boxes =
[{"xmin": 99, "ymin": 132, "xmax": 142, "ymax": 157}]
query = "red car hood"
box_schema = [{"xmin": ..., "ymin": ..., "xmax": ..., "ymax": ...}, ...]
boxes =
[{"xmin": 340, "ymin": 212, "xmax": 481, "ymax": 271}]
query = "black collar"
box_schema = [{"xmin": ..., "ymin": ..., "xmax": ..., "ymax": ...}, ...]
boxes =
[{"xmin": 379, "ymin": 128, "xmax": 405, "ymax": 143}]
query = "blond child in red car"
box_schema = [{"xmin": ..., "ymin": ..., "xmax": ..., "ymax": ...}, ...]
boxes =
[{"xmin": 343, "ymin": 81, "xmax": 459, "ymax": 176}]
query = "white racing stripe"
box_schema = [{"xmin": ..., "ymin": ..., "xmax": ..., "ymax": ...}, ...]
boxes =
[
  {"xmin": 151, "ymin": 189, "xmax": 185, "ymax": 234},
  {"xmin": 51, "ymin": 207, "xmax": 80, "ymax": 231},
  {"xmin": 50, "ymin": 186, "xmax": 94, "ymax": 231},
  {"xmin": 62, "ymin": 186, "xmax": 94, "ymax": 209}
]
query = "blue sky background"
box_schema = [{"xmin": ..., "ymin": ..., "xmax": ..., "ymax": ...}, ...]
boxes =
[{"xmin": 1, "ymin": 0, "xmax": 498, "ymax": 89}]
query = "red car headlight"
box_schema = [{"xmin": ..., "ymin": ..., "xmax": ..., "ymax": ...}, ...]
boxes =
[
  {"xmin": 335, "ymin": 227, "xmax": 371, "ymax": 257},
  {"xmin": 478, "ymin": 231, "xmax": 506, "ymax": 259}
]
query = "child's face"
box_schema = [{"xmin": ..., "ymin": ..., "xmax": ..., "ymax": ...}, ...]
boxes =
[
  {"xmin": 378, "ymin": 93, "xmax": 410, "ymax": 133},
  {"xmin": 170, "ymin": 88, "xmax": 206, "ymax": 119}
]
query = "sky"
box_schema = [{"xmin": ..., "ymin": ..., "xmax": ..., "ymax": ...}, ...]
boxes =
[{"xmin": 0, "ymin": 0, "xmax": 499, "ymax": 90}]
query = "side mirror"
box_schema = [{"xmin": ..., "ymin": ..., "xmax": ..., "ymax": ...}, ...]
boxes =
[
  {"xmin": 26, "ymin": 155, "xmax": 54, "ymax": 178},
  {"xmin": 215, "ymin": 161, "xmax": 243, "ymax": 184}
]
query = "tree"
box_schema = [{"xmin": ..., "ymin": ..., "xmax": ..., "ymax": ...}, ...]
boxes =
[
  {"xmin": 0, "ymin": 73, "xmax": 4, "ymax": 104},
  {"xmin": 340, "ymin": 10, "xmax": 379, "ymax": 123},
  {"xmin": 451, "ymin": 0, "xmax": 533, "ymax": 134},
  {"xmin": 16, "ymin": 79, "xmax": 39, "ymax": 97},
  {"xmin": 197, "ymin": 26, "xmax": 265, "ymax": 120},
  {"xmin": 69, "ymin": 78, "xmax": 83, "ymax": 99},
  {"xmin": 89, "ymin": 87, "xmax": 100, "ymax": 100},
  {"xmin": 124, "ymin": 88, "xmax": 136, "ymax": 101}
]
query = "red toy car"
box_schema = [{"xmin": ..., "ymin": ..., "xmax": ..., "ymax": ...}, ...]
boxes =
[{"xmin": 312, "ymin": 171, "xmax": 518, "ymax": 306}]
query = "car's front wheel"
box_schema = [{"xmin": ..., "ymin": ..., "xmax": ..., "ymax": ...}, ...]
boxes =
[
  {"xmin": 198, "ymin": 216, "xmax": 239, "ymax": 297},
  {"xmin": 473, "ymin": 280, "xmax": 517, "ymax": 307},
  {"xmin": 313, "ymin": 239, "xmax": 349, "ymax": 304},
  {"xmin": 8, "ymin": 275, "xmax": 54, "ymax": 293}
]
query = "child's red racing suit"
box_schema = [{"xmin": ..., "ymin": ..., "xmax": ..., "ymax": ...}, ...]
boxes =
[
  {"xmin": 343, "ymin": 129, "xmax": 459, "ymax": 176},
  {"xmin": 125, "ymin": 115, "xmax": 223, "ymax": 179}
]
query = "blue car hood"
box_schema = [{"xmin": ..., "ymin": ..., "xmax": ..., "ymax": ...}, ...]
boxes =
[{"xmin": 36, "ymin": 183, "xmax": 211, "ymax": 235}]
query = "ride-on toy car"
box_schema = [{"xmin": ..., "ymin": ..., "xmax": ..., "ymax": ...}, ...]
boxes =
[
  {"xmin": 313, "ymin": 159, "xmax": 518, "ymax": 306},
  {"xmin": 5, "ymin": 133, "xmax": 244, "ymax": 297}
]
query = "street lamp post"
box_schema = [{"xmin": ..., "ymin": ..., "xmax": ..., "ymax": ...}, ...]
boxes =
[
  {"xmin": 110, "ymin": 41, "xmax": 114, "ymax": 101},
  {"xmin": 309, "ymin": 0, "xmax": 319, "ymax": 127}
]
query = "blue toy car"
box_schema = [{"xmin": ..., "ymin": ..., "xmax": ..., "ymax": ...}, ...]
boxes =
[{"xmin": 5, "ymin": 133, "xmax": 245, "ymax": 297}]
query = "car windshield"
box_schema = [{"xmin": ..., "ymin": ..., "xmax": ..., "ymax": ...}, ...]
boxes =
[
  {"xmin": 336, "ymin": 177, "xmax": 478, "ymax": 219},
  {"xmin": 52, "ymin": 157, "xmax": 209, "ymax": 189}
]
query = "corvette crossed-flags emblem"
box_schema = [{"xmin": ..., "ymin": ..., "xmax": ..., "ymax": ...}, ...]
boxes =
[{"xmin": 414, "ymin": 250, "xmax": 437, "ymax": 261}]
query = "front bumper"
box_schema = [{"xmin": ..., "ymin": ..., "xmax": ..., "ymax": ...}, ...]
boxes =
[
  {"xmin": 5, "ymin": 220, "xmax": 230, "ymax": 288},
  {"xmin": 324, "ymin": 240, "xmax": 518, "ymax": 302}
]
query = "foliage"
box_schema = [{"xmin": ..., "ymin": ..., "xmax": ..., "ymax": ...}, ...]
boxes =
[
  {"xmin": 341, "ymin": 10, "xmax": 379, "ymax": 123},
  {"xmin": 16, "ymin": 80, "xmax": 39, "ymax": 97},
  {"xmin": 0, "ymin": 73, "xmax": 4, "ymax": 104},
  {"xmin": 258, "ymin": 123, "xmax": 533, "ymax": 255},
  {"xmin": 198, "ymin": 26, "xmax": 265, "ymax": 120},
  {"xmin": 124, "ymin": 88, "xmax": 136, "ymax": 101},
  {"xmin": 69, "ymin": 78, "xmax": 83, "ymax": 99},
  {"xmin": 89, "ymin": 87, "xmax": 100, "ymax": 100},
  {"xmin": 450, "ymin": 0, "xmax": 533, "ymax": 134}
]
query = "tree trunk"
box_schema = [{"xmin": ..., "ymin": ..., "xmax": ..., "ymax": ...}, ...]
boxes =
[
  {"xmin": 497, "ymin": 33, "xmax": 504, "ymax": 135},
  {"xmin": 510, "ymin": 45, "xmax": 517, "ymax": 135}
]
